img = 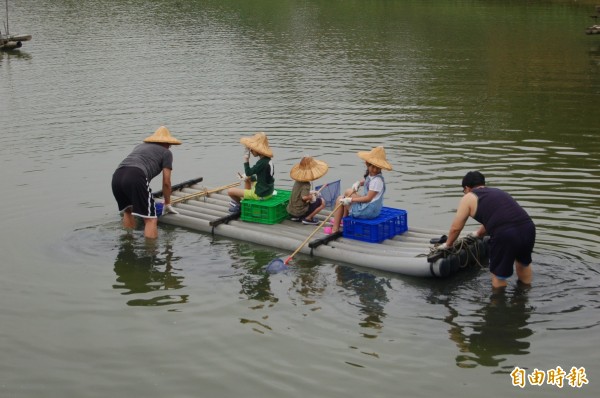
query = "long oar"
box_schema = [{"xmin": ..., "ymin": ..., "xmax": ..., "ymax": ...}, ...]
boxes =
[
  {"xmin": 266, "ymin": 201, "xmax": 344, "ymax": 273},
  {"xmin": 171, "ymin": 182, "xmax": 239, "ymax": 204}
]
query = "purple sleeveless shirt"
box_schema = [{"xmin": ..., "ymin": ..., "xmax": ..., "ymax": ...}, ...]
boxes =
[{"xmin": 472, "ymin": 187, "xmax": 532, "ymax": 235}]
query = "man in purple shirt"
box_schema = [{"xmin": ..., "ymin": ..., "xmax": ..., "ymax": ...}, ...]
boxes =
[{"xmin": 443, "ymin": 171, "xmax": 536, "ymax": 289}]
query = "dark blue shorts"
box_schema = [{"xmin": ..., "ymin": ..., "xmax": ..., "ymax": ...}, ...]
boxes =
[
  {"xmin": 111, "ymin": 167, "xmax": 157, "ymax": 218},
  {"xmin": 489, "ymin": 221, "xmax": 536, "ymax": 278},
  {"xmin": 304, "ymin": 198, "xmax": 324, "ymax": 217}
]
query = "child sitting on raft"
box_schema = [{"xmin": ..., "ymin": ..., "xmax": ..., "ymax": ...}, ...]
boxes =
[
  {"xmin": 228, "ymin": 132, "xmax": 275, "ymax": 213},
  {"xmin": 287, "ymin": 156, "xmax": 328, "ymax": 225},
  {"xmin": 331, "ymin": 146, "xmax": 392, "ymax": 233}
]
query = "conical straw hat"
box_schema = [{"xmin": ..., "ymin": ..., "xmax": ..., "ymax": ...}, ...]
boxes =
[
  {"xmin": 240, "ymin": 132, "xmax": 273, "ymax": 157},
  {"xmin": 290, "ymin": 156, "xmax": 329, "ymax": 182},
  {"xmin": 143, "ymin": 126, "xmax": 182, "ymax": 145},
  {"xmin": 357, "ymin": 146, "xmax": 392, "ymax": 171}
]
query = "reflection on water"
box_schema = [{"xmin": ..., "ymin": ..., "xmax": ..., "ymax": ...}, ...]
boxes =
[
  {"xmin": 228, "ymin": 240, "xmax": 391, "ymax": 337},
  {"xmin": 589, "ymin": 44, "xmax": 600, "ymax": 66},
  {"xmin": 335, "ymin": 265, "xmax": 390, "ymax": 338},
  {"xmin": 432, "ymin": 285, "xmax": 533, "ymax": 369},
  {"xmin": 0, "ymin": 49, "xmax": 33, "ymax": 62},
  {"xmin": 112, "ymin": 234, "xmax": 188, "ymax": 307},
  {"xmin": 229, "ymin": 243, "xmax": 277, "ymax": 303},
  {"xmin": 288, "ymin": 259, "xmax": 327, "ymax": 306},
  {"xmin": 228, "ymin": 242, "xmax": 393, "ymax": 339}
]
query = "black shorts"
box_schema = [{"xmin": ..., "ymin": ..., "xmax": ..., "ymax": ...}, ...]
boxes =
[
  {"xmin": 304, "ymin": 197, "xmax": 324, "ymax": 217},
  {"xmin": 111, "ymin": 167, "xmax": 157, "ymax": 218},
  {"xmin": 489, "ymin": 221, "xmax": 536, "ymax": 278}
]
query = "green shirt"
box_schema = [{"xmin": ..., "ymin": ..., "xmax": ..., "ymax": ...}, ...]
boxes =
[{"xmin": 244, "ymin": 156, "xmax": 274, "ymax": 198}]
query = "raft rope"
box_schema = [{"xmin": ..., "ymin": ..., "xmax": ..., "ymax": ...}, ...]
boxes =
[{"xmin": 429, "ymin": 236, "xmax": 486, "ymax": 269}]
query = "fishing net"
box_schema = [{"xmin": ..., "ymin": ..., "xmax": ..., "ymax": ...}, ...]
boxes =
[
  {"xmin": 265, "ymin": 258, "xmax": 287, "ymax": 273},
  {"xmin": 315, "ymin": 180, "xmax": 341, "ymax": 210}
]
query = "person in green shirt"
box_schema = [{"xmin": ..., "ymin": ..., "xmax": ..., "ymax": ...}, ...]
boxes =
[{"xmin": 228, "ymin": 132, "xmax": 275, "ymax": 213}]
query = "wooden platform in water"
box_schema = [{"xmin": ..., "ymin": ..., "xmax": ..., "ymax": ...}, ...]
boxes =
[
  {"xmin": 586, "ymin": 24, "xmax": 600, "ymax": 34},
  {"xmin": 0, "ymin": 33, "xmax": 32, "ymax": 50}
]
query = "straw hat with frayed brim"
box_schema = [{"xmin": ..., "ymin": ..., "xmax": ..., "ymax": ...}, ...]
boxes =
[
  {"xmin": 240, "ymin": 132, "xmax": 273, "ymax": 157},
  {"xmin": 143, "ymin": 126, "xmax": 182, "ymax": 145},
  {"xmin": 357, "ymin": 146, "xmax": 392, "ymax": 171},
  {"xmin": 290, "ymin": 156, "xmax": 329, "ymax": 182}
]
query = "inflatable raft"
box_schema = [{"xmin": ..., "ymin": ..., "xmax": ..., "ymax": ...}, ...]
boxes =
[{"xmin": 156, "ymin": 179, "xmax": 489, "ymax": 278}]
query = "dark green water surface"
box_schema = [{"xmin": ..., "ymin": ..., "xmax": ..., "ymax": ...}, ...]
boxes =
[{"xmin": 1, "ymin": 1, "xmax": 598, "ymax": 397}]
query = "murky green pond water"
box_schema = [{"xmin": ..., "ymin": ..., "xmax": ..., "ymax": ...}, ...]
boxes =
[{"xmin": 1, "ymin": 1, "xmax": 599, "ymax": 397}]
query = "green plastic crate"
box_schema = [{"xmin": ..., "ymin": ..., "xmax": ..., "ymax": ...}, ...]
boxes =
[{"xmin": 240, "ymin": 189, "xmax": 291, "ymax": 224}]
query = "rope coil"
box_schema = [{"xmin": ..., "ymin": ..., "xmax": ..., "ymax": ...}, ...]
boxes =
[{"xmin": 429, "ymin": 236, "xmax": 486, "ymax": 269}]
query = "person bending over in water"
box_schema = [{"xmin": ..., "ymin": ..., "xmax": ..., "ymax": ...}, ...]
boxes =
[
  {"xmin": 440, "ymin": 171, "xmax": 536, "ymax": 289},
  {"xmin": 111, "ymin": 126, "xmax": 182, "ymax": 239}
]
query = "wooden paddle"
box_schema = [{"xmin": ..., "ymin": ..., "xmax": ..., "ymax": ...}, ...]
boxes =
[
  {"xmin": 279, "ymin": 185, "xmax": 357, "ymax": 264},
  {"xmin": 265, "ymin": 187, "xmax": 356, "ymax": 273},
  {"xmin": 283, "ymin": 201, "xmax": 344, "ymax": 265}
]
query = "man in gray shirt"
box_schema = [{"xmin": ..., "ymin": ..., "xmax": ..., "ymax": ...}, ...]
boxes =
[{"xmin": 111, "ymin": 126, "xmax": 182, "ymax": 239}]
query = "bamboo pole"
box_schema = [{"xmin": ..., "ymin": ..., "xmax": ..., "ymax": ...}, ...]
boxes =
[{"xmin": 171, "ymin": 182, "xmax": 239, "ymax": 204}]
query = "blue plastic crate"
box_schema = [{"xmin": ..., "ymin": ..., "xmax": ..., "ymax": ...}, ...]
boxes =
[{"xmin": 342, "ymin": 207, "xmax": 408, "ymax": 243}]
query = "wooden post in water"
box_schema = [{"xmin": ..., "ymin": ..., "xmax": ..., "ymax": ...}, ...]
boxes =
[{"xmin": 5, "ymin": 0, "xmax": 9, "ymax": 35}]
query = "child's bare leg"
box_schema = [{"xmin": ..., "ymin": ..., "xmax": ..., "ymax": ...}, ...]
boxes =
[
  {"xmin": 332, "ymin": 196, "xmax": 344, "ymax": 232},
  {"xmin": 228, "ymin": 188, "xmax": 244, "ymax": 203}
]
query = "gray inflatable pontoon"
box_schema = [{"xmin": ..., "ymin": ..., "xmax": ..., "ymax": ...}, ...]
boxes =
[{"xmin": 157, "ymin": 180, "xmax": 489, "ymax": 278}]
